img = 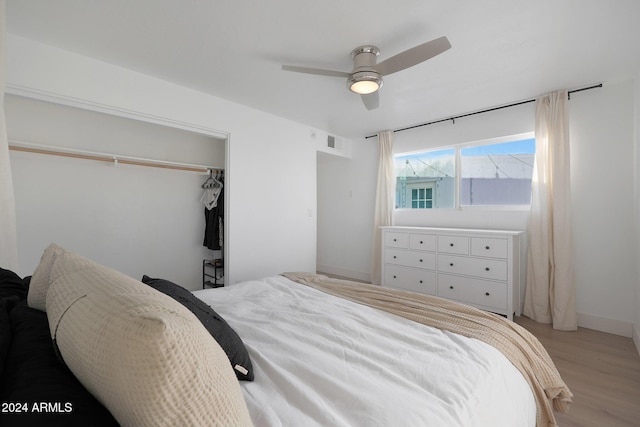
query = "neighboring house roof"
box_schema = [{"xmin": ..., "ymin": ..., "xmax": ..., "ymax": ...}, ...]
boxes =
[
  {"xmin": 398, "ymin": 154, "xmax": 534, "ymax": 180},
  {"xmin": 461, "ymin": 154, "xmax": 534, "ymax": 179}
]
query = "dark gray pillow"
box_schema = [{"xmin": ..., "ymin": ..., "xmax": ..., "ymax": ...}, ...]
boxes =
[{"xmin": 141, "ymin": 275, "xmax": 253, "ymax": 381}]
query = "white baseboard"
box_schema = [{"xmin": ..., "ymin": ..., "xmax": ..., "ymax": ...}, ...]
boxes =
[
  {"xmin": 316, "ymin": 264, "xmax": 371, "ymax": 283},
  {"xmin": 577, "ymin": 312, "xmax": 633, "ymax": 338},
  {"xmin": 633, "ymin": 324, "xmax": 640, "ymax": 356}
]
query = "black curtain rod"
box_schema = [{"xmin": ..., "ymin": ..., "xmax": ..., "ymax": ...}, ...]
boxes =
[{"xmin": 365, "ymin": 83, "xmax": 603, "ymax": 139}]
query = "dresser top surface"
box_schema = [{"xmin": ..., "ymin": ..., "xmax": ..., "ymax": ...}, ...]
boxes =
[{"xmin": 381, "ymin": 226, "xmax": 524, "ymax": 236}]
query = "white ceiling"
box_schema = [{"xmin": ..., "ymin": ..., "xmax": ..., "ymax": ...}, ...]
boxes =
[{"xmin": 7, "ymin": 0, "xmax": 640, "ymax": 139}]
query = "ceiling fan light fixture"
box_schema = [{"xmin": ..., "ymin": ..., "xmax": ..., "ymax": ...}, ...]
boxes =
[
  {"xmin": 282, "ymin": 37, "xmax": 451, "ymax": 110},
  {"xmin": 348, "ymin": 71, "xmax": 383, "ymax": 95}
]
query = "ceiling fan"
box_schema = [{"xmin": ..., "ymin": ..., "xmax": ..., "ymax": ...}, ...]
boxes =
[{"xmin": 282, "ymin": 36, "xmax": 451, "ymax": 110}]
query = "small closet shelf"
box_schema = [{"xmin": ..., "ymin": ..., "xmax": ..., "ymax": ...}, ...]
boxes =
[{"xmin": 202, "ymin": 259, "xmax": 224, "ymax": 288}]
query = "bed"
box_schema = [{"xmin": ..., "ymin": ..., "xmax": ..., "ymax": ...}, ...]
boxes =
[
  {"xmin": 0, "ymin": 244, "xmax": 571, "ymax": 426},
  {"xmin": 194, "ymin": 273, "xmax": 569, "ymax": 427}
]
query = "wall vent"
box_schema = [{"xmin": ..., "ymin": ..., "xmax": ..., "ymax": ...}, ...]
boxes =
[{"xmin": 327, "ymin": 135, "xmax": 336, "ymax": 148}]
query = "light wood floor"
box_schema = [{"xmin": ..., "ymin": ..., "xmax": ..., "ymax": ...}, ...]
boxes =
[{"xmin": 515, "ymin": 316, "xmax": 640, "ymax": 427}]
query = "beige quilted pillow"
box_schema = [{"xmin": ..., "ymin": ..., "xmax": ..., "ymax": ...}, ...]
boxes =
[
  {"xmin": 46, "ymin": 252, "xmax": 252, "ymax": 427},
  {"xmin": 29, "ymin": 244, "xmax": 150, "ymax": 311},
  {"xmin": 27, "ymin": 243, "xmax": 67, "ymax": 311}
]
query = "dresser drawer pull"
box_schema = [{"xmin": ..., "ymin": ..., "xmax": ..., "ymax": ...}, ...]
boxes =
[
  {"xmin": 450, "ymin": 243, "xmax": 454, "ymax": 247},
  {"xmin": 419, "ymin": 280, "xmax": 423, "ymax": 284},
  {"xmin": 485, "ymin": 245, "xmax": 490, "ymax": 250},
  {"xmin": 449, "ymin": 263, "xmax": 454, "ymax": 267},
  {"xmin": 393, "ymin": 255, "xmax": 397, "ymax": 259},
  {"xmin": 420, "ymin": 240, "xmax": 424, "ymax": 244},
  {"xmin": 485, "ymin": 267, "xmax": 490, "ymax": 271},
  {"xmin": 393, "ymin": 238, "xmax": 397, "ymax": 242},
  {"xmin": 419, "ymin": 259, "xmax": 423, "ymax": 262},
  {"xmin": 393, "ymin": 275, "xmax": 397, "ymax": 279},
  {"xmin": 485, "ymin": 292, "xmax": 490, "ymax": 296},
  {"xmin": 449, "ymin": 285, "xmax": 454, "ymax": 289}
]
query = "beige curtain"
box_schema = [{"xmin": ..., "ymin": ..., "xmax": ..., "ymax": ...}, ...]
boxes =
[
  {"xmin": 0, "ymin": 0, "xmax": 19, "ymax": 270},
  {"xmin": 524, "ymin": 90, "xmax": 577, "ymax": 331},
  {"xmin": 370, "ymin": 130, "xmax": 394, "ymax": 285}
]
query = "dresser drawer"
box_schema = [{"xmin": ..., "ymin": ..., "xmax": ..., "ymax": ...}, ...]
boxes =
[
  {"xmin": 437, "ymin": 274, "xmax": 508, "ymax": 311},
  {"xmin": 470, "ymin": 237, "xmax": 508, "ymax": 259},
  {"xmin": 384, "ymin": 265, "xmax": 437, "ymax": 296},
  {"xmin": 437, "ymin": 254, "xmax": 507, "ymax": 281},
  {"xmin": 384, "ymin": 232, "xmax": 409, "ymax": 249},
  {"xmin": 381, "ymin": 226, "xmax": 522, "ymax": 320},
  {"xmin": 437, "ymin": 235, "xmax": 469, "ymax": 255},
  {"xmin": 385, "ymin": 249, "xmax": 436, "ymax": 270},
  {"xmin": 409, "ymin": 234, "xmax": 436, "ymax": 251}
]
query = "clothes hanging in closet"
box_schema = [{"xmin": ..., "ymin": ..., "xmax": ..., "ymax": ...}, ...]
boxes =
[
  {"xmin": 201, "ymin": 182, "xmax": 222, "ymax": 209},
  {"xmin": 202, "ymin": 173, "xmax": 224, "ymax": 251}
]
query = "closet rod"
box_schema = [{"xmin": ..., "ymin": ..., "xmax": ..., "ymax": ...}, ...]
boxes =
[
  {"xmin": 8, "ymin": 140, "xmax": 222, "ymax": 173},
  {"xmin": 364, "ymin": 83, "xmax": 603, "ymax": 139}
]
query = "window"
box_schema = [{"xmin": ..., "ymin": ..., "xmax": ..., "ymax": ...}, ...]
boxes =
[
  {"xmin": 395, "ymin": 148, "xmax": 455, "ymax": 209},
  {"xmin": 409, "ymin": 185, "xmax": 433, "ymax": 208},
  {"xmin": 460, "ymin": 138, "xmax": 535, "ymax": 206},
  {"xmin": 395, "ymin": 135, "xmax": 535, "ymax": 209}
]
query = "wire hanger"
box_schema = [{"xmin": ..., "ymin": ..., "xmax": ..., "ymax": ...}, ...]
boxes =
[
  {"xmin": 212, "ymin": 171, "xmax": 222, "ymax": 188},
  {"xmin": 201, "ymin": 170, "xmax": 217, "ymax": 189}
]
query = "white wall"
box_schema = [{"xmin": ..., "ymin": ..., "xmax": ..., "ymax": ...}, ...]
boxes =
[
  {"xmin": 6, "ymin": 34, "xmax": 319, "ymax": 286},
  {"xmin": 634, "ymin": 72, "xmax": 640, "ymax": 353},
  {"xmin": 318, "ymin": 80, "xmax": 639, "ymax": 337},
  {"xmin": 570, "ymin": 80, "xmax": 636, "ymax": 336},
  {"xmin": 7, "ymin": 95, "xmax": 224, "ymax": 290},
  {"xmin": 317, "ymin": 140, "xmax": 377, "ymax": 281}
]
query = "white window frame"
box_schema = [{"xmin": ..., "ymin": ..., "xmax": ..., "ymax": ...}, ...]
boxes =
[{"xmin": 394, "ymin": 132, "xmax": 534, "ymax": 211}]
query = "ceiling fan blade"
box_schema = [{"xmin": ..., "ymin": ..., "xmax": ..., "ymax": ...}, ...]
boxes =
[
  {"xmin": 361, "ymin": 92, "xmax": 379, "ymax": 110},
  {"xmin": 376, "ymin": 36, "xmax": 451, "ymax": 76},
  {"xmin": 281, "ymin": 65, "xmax": 350, "ymax": 78}
]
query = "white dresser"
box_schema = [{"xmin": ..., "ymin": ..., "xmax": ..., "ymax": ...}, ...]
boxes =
[{"xmin": 381, "ymin": 226, "xmax": 523, "ymax": 320}]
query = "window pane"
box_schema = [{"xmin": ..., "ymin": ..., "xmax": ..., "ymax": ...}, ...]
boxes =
[
  {"xmin": 395, "ymin": 148, "xmax": 455, "ymax": 209},
  {"xmin": 460, "ymin": 138, "xmax": 535, "ymax": 206}
]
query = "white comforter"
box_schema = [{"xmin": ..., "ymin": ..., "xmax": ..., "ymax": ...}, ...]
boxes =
[{"xmin": 194, "ymin": 275, "xmax": 535, "ymax": 427}]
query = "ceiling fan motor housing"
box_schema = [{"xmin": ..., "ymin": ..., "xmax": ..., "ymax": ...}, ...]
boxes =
[
  {"xmin": 348, "ymin": 45, "xmax": 383, "ymax": 94},
  {"xmin": 282, "ymin": 37, "xmax": 451, "ymax": 107}
]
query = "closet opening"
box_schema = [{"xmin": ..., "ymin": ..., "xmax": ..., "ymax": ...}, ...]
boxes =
[{"xmin": 6, "ymin": 94, "xmax": 228, "ymax": 291}]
